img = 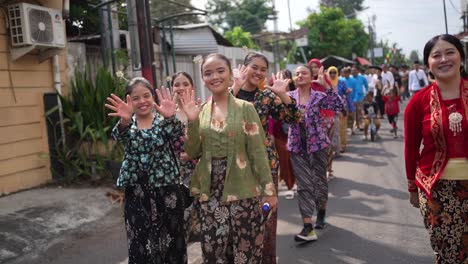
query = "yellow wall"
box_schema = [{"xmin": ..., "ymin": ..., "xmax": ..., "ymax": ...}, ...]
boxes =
[{"xmin": 0, "ymin": 0, "xmax": 66, "ymax": 195}]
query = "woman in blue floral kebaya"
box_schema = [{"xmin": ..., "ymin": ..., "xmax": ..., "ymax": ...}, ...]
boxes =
[{"xmin": 105, "ymin": 77, "xmax": 187, "ymax": 263}]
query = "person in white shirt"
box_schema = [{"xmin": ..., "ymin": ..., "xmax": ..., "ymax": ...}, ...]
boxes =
[
  {"xmin": 408, "ymin": 60, "xmax": 429, "ymax": 95},
  {"xmin": 381, "ymin": 64, "xmax": 394, "ymax": 95},
  {"xmin": 364, "ymin": 67, "xmax": 376, "ymax": 94}
]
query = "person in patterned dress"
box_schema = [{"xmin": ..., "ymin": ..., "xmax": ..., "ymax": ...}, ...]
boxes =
[
  {"xmin": 404, "ymin": 34, "xmax": 468, "ymax": 264},
  {"xmin": 231, "ymin": 52, "xmax": 302, "ymax": 264},
  {"xmin": 288, "ymin": 65, "xmax": 344, "ymax": 242},
  {"xmin": 178, "ymin": 53, "xmax": 278, "ymax": 264},
  {"xmin": 171, "ymin": 72, "xmax": 200, "ymax": 243},
  {"xmin": 105, "ymin": 77, "xmax": 187, "ymax": 263}
]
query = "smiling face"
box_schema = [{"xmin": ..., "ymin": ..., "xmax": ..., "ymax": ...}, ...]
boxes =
[
  {"xmin": 201, "ymin": 56, "xmax": 231, "ymax": 95},
  {"xmin": 309, "ymin": 62, "xmax": 320, "ymax": 78},
  {"xmin": 427, "ymin": 39, "xmax": 462, "ymax": 81},
  {"xmin": 294, "ymin": 65, "xmax": 312, "ymax": 88},
  {"xmin": 172, "ymin": 74, "xmax": 193, "ymax": 98},
  {"xmin": 246, "ymin": 57, "xmax": 268, "ymax": 88},
  {"xmin": 129, "ymin": 84, "xmax": 154, "ymax": 116}
]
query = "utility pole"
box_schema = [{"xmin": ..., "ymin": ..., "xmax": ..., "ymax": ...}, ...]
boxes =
[
  {"xmin": 272, "ymin": 0, "xmax": 279, "ymax": 72},
  {"xmin": 135, "ymin": 0, "xmax": 157, "ymax": 87},
  {"xmin": 126, "ymin": 0, "xmax": 141, "ymax": 76},
  {"xmin": 443, "ymin": 0, "xmax": 448, "ymax": 34},
  {"xmin": 368, "ymin": 17, "xmax": 374, "ymax": 65},
  {"xmin": 287, "ymin": 0, "xmax": 293, "ymax": 31},
  {"xmin": 462, "ymin": 1, "xmax": 468, "ymax": 33}
]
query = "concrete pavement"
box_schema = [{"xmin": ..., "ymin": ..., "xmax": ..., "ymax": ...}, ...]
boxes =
[
  {"xmin": 275, "ymin": 109, "xmax": 434, "ymax": 263},
  {"xmin": 0, "ymin": 186, "xmax": 202, "ymax": 264},
  {"xmin": 0, "ymin": 104, "xmax": 435, "ymax": 263}
]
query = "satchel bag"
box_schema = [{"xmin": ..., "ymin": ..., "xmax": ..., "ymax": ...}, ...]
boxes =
[
  {"xmin": 168, "ymin": 142, "xmax": 194, "ymax": 209},
  {"xmin": 416, "ymin": 71, "xmax": 425, "ymax": 87}
]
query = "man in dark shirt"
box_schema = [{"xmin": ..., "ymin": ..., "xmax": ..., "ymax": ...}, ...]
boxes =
[{"xmin": 361, "ymin": 91, "xmax": 381, "ymax": 141}]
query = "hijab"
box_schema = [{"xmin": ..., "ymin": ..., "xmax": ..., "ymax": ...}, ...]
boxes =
[
  {"xmin": 327, "ymin": 66, "xmax": 339, "ymax": 88},
  {"xmin": 308, "ymin": 58, "xmax": 332, "ymax": 92}
]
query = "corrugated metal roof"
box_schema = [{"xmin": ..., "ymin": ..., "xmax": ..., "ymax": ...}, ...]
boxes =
[{"xmin": 164, "ymin": 23, "xmax": 233, "ymax": 55}]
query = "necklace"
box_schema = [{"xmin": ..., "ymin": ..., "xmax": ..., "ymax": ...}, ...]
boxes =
[{"xmin": 447, "ymin": 104, "xmax": 463, "ymax": 136}]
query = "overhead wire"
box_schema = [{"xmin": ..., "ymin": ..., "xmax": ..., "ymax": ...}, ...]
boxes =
[{"xmin": 448, "ymin": 0, "xmax": 461, "ymax": 14}]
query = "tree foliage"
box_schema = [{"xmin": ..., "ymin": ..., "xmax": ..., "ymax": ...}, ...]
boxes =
[
  {"xmin": 67, "ymin": 2, "xmax": 100, "ymax": 36},
  {"xmin": 206, "ymin": 0, "xmax": 273, "ymax": 34},
  {"xmin": 224, "ymin": 27, "xmax": 257, "ymax": 49},
  {"xmin": 409, "ymin": 50, "xmax": 421, "ymax": 63},
  {"xmin": 150, "ymin": 0, "xmax": 201, "ymax": 25},
  {"xmin": 67, "ymin": 2, "xmax": 127, "ymax": 37},
  {"xmin": 372, "ymin": 40, "xmax": 407, "ymax": 66},
  {"xmin": 67, "ymin": 1, "xmax": 201, "ymax": 37},
  {"xmin": 320, "ymin": 0, "xmax": 365, "ymax": 18},
  {"xmin": 290, "ymin": 6, "xmax": 368, "ymax": 62}
]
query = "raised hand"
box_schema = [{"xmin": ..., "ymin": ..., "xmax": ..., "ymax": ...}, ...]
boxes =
[
  {"xmin": 178, "ymin": 89, "xmax": 202, "ymax": 122},
  {"xmin": 154, "ymin": 86, "xmax": 177, "ymax": 118},
  {"xmin": 312, "ymin": 66, "xmax": 330, "ymax": 89},
  {"xmin": 265, "ymin": 73, "xmax": 290, "ymax": 95},
  {"xmin": 231, "ymin": 64, "xmax": 249, "ymax": 96},
  {"xmin": 105, "ymin": 93, "xmax": 133, "ymax": 123}
]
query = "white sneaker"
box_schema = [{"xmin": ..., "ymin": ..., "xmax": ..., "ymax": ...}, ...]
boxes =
[{"xmin": 285, "ymin": 190, "xmax": 294, "ymax": 199}]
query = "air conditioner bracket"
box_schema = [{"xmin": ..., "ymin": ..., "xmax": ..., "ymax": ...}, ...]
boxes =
[
  {"xmin": 38, "ymin": 48, "xmax": 61, "ymax": 63},
  {"xmin": 10, "ymin": 46, "xmax": 62, "ymax": 63},
  {"xmin": 10, "ymin": 45, "xmax": 36, "ymax": 61}
]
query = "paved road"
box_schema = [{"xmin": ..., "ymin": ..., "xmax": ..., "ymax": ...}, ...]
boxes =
[
  {"xmin": 275, "ymin": 113, "xmax": 434, "ymax": 263},
  {"xmin": 4, "ymin": 108, "xmax": 435, "ymax": 264}
]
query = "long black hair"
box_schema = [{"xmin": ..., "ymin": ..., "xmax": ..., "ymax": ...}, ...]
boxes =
[
  {"xmin": 171, "ymin": 72, "xmax": 194, "ymax": 87},
  {"xmin": 423, "ymin": 34, "xmax": 467, "ymax": 78},
  {"xmin": 201, "ymin": 53, "xmax": 232, "ymax": 74},
  {"xmin": 125, "ymin": 77, "xmax": 155, "ymax": 97},
  {"xmin": 243, "ymin": 52, "xmax": 269, "ymax": 68}
]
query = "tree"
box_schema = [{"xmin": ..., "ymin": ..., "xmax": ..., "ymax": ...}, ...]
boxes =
[
  {"xmin": 206, "ymin": 0, "xmax": 273, "ymax": 34},
  {"xmin": 320, "ymin": 0, "xmax": 365, "ymax": 18},
  {"xmin": 290, "ymin": 6, "xmax": 369, "ymax": 62},
  {"xmin": 67, "ymin": 2, "xmax": 100, "ymax": 37},
  {"xmin": 224, "ymin": 27, "xmax": 258, "ymax": 49},
  {"xmin": 67, "ymin": 2, "xmax": 127, "ymax": 37},
  {"xmin": 151, "ymin": 0, "xmax": 201, "ymax": 25},
  {"xmin": 372, "ymin": 40, "xmax": 407, "ymax": 66},
  {"xmin": 409, "ymin": 50, "xmax": 421, "ymax": 63}
]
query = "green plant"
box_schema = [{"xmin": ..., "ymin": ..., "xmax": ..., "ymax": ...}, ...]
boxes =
[{"xmin": 45, "ymin": 68, "xmax": 126, "ymax": 182}]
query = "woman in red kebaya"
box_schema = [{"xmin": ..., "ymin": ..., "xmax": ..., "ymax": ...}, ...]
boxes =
[{"xmin": 404, "ymin": 34, "xmax": 468, "ymax": 263}]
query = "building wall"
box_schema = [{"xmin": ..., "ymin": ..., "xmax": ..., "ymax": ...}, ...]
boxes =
[{"xmin": 0, "ymin": 0, "xmax": 66, "ymax": 195}]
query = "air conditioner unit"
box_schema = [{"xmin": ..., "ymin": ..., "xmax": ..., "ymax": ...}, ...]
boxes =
[{"xmin": 7, "ymin": 3, "xmax": 65, "ymax": 48}]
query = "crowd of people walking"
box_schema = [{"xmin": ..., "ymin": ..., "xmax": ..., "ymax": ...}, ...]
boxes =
[{"xmin": 104, "ymin": 33, "xmax": 467, "ymax": 264}]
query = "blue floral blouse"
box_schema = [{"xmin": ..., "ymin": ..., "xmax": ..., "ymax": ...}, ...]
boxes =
[{"xmin": 111, "ymin": 114, "xmax": 185, "ymax": 187}]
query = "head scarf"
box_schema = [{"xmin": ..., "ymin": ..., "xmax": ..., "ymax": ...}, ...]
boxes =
[
  {"xmin": 308, "ymin": 58, "xmax": 332, "ymax": 91},
  {"xmin": 327, "ymin": 66, "xmax": 339, "ymax": 88}
]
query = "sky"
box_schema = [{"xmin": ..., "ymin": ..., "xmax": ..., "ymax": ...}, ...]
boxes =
[{"xmin": 191, "ymin": 0, "xmax": 463, "ymax": 59}]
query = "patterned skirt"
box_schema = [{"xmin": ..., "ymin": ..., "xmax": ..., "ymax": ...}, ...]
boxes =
[
  {"xmin": 124, "ymin": 172, "xmax": 187, "ymax": 264},
  {"xmin": 418, "ymin": 180, "xmax": 468, "ymax": 264},
  {"xmin": 290, "ymin": 148, "xmax": 329, "ymax": 218},
  {"xmin": 199, "ymin": 158, "xmax": 264, "ymax": 264}
]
